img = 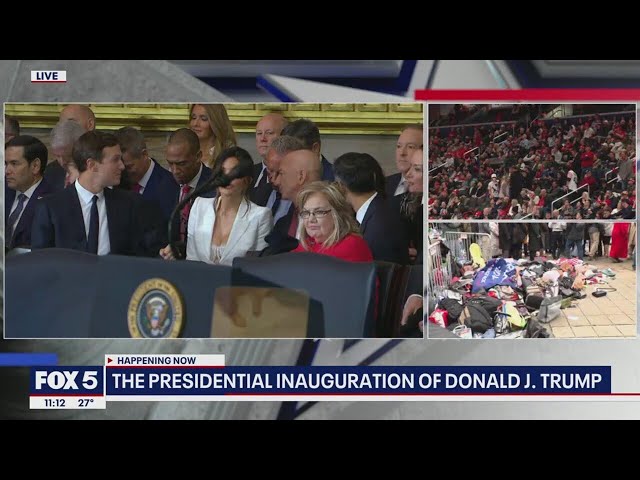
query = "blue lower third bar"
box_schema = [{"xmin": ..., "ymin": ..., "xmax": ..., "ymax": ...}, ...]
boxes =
[{"xmin": 0, "ymin": 353, "xmax": 58, "ymax": 367}]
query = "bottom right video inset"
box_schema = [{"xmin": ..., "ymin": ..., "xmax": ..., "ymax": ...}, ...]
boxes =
[{"xmin": 425, "ymin": 221, "xmax": 637, "ymax": 339}]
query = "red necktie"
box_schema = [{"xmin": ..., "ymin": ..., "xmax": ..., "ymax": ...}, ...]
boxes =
[
  {"xmin": 132, "ymin": 183, "xmax": 142, "ymax": 194},
  {"xmin": 180, "ymin": 185, "xmax": 192, "ymax": 242}
]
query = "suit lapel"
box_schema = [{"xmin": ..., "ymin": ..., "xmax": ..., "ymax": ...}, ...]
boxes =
[
  {"xmin": 221, "ymin": 200, "xmax": 250, "ymax": 263},
  {"xmin": 12, "ymin": 180, "xmax": 50, "ymax": 240},
  {"xmin": 104, "ymin": 188, "xmax": 118, "ymax": 251},
  {"xmin": 66, "ymin": 185, "xmax": 88, "ymax": 250},
  {"xmin": 199, "ymin": 198, "xmax": 216, "ymax": 259},
  {"xmin": 360, "ymin": 196, "xmax": 378, "ymax": 234},
  {"xmin": 143, "ymin": 161, "xmax": 158, "ymax": 199},
  {"xmin": 5, "ymin": 187, "xmax": 16, "ymax": 224}
]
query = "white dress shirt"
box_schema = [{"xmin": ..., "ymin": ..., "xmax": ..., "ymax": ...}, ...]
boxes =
[
  {"xmin": 75, "ymin": 181, "xmax": 111, "ymax": 255},
  {"xmin": 136, "ymin": 159, "xmax": 156, "ymax": 194},
  {"xmin": 356, "ymin": 192, "xmax": 377, "ymax": 224}
]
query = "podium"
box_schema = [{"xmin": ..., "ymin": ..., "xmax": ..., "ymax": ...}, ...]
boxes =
[{"xmin": 5, "ymin": 249, "xmax": 377, "ymax": 338}]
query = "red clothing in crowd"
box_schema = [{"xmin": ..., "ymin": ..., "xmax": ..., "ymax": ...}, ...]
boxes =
[
  {"xmin": 610, "ymin": 223, "xmax": 630, "ymax": 258},
  {"xmin": 580, "ymin": 151, "xmax": 595, "ymax": 169},
  {"xmin": 579, "ymin": 175, "xmax": 596, "ymax": 188},
  {"xmin": 293, "ymin": 233, "xmax": 373, "ymax": 262}
]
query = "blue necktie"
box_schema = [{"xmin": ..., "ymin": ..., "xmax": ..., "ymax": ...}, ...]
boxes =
[
  {"xmin": 87, "ymin": 195, "xmax": 99, "ymax": 254},
  {"xmin": 7, "ymin": 193, "xmax": 27, "ymax": 244}
]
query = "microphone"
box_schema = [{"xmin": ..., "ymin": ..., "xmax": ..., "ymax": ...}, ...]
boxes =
[{"xmin": 168, "ymin": 167, "xmax": 242, "ymax": 260}]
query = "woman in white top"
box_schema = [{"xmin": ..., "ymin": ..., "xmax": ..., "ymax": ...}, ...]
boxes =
[{"xmin": 186, "ymin": 146, "xmax": 273, "ymax": 266}]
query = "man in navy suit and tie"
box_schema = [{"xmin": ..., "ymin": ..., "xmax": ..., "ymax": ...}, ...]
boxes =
[
  {"xmin": 31, "ymin": 131, "xmax": 147, "ymax": 256},
  {"xmin": 115, "ymin": 126, "xmax": 179, "ymax": 221},
  {"xmin": 250, "ymin": 113, "xmax": 288, "ymax": 206},
  {"xmin": 5, "ymin": 136, "xmax": 54, "ymax": 250},
  {"xmin": 159, "ymin": 128, "xmax": 212, "ymax": 260},
  {"xmin": 282, "ymin": 119, "xmax": 335, "ymax": 182},
  {"xmin": 334, "ymin": 152, "xmax": 410, "ymax": 265},
  {"xmin": 385, "ymin": 124, "xmax": 423, "ymax": 200}
]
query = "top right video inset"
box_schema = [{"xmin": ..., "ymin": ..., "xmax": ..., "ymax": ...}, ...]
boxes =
[{"xmin": 426, "ymin": 104, "xmax": 636, "ymax": 222}]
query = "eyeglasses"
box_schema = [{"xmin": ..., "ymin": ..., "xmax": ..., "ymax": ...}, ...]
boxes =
[{"xmin": 300, "ymin": 208, "xmax": 332, "ymax": 219}]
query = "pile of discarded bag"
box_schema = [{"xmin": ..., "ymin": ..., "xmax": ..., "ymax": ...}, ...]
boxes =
[{"xmin": 428, "ymin": 245, "xmax": 618, "ymax": 339}]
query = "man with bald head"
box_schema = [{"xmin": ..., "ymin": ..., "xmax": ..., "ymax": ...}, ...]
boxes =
[
  {"xmin": 59, "ymin": 104, "xmax": 96, "ymax": 132},
  {"xmin": 386, "ymin": 124, "xmax": 423, "ymax": 198},
  {"xmin": 251, "ymin": 112, "xmax": 288, "ymax": 206},
  {"xmin": 263, "ymin": 146, "xmax": 321, "ymax": 254},
  {"xmin": 263, "ymin": 135, "xmax": 305, "ymax": 224}
]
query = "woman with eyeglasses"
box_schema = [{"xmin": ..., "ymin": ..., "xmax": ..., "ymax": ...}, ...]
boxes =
[{"xmin": 292, "ymin": 181, "xmax": 373, "ymax": 262}]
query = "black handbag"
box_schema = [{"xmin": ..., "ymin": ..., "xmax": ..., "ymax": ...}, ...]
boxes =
[{"xmin": 593, "ymin": 287, "xmax": 616, "ymax": 298}]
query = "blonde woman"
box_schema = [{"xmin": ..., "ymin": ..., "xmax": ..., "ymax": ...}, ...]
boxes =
[
  {"xmin": 293, "ymin": 181, "xmax": 373, "ymax": 263},
  {"xmin": 189, "ymin": 104, "xmax": 237, "ymax": 168}
]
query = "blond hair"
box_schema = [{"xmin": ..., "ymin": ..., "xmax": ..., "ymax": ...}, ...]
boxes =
[
  {"xmin": 296, "ymin": 181, "xmax": 361, "ymax": 250},
  {"xmin": 189, "ymin": 104, "xmax": 237, "ymax": 168}
]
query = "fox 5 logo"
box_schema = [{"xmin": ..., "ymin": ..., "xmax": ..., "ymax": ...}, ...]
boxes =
[{"xmin": 31, "ymin": 367, "xmax": 102, "ymax": 393}]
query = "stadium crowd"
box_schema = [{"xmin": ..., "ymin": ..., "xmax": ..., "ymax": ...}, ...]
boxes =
[{"xmin": 427, "ymin": 107, "xmax": 636, "ymax": 220}]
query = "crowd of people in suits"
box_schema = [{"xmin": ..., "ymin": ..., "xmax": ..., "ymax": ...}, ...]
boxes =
[{"xmin": 4, "ymin": 105, "xmax": 425, "ymax": 336}]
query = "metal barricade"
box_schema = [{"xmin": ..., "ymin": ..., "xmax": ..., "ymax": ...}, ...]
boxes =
[
  {"xmin": 443, "ymin": 231, "xmax": 492, "ymax": 267},
  {"xmin": 425, "ymin": 238, "xmax": 450, "ymax": 302},
  {"xmin": 426, "ymin": 231, "xmax": 492, "ymax": 302}
]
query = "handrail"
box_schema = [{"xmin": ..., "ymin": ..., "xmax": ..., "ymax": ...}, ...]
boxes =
[
  {"xmin": 463, "ymin": 146, "xmax": 478, "ymax": 158},
  {"xmin": 493, "ymin": 131, "xmax": 509, "ymax": 142},
  {"xmin": 551, "ymin": 184, "xmax": 590, "ymax": 212},
  {"xmin": 605, "ymin": 168, "xmax": 614, "ymax": 180},
  {"xmin": 430, "ymin": 109, "xmax": 634, "ymax": 131}
]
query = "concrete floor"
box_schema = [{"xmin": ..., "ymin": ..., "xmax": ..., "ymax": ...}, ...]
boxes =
[{"xmin": 549, "ymin": 256, "xmax": 636, "ymax": 338}]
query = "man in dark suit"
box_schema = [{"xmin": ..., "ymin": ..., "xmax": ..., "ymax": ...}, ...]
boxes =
[
  {"xmin": 31, "ymin": 131, "xmax": 148, "ymax": 256},
  {"xmin": 45, "ymin": 119, "xmax": 85, "ymax": 192},
  {"xmin": 159, "ymin": 128, "xmax": 213, "ymax": 260},
  {"xmin": 115, "ymin": 127, "xmax": 179, "ymax": 221},
  {"xmin": 250, "ymin": 113, "xmax": 288, "ymax": 206},
  {"xmin": 385, "ymin": 124, "xmax": 423, "ymax": 199},
  {"xmin": 5, "ymin": 136, "xmax": 54, "ymax": 250},
  {"xmin": 334, "ymin": 152, "xmax": 410, "ymax": 264},
  {"xmin": 263, "ymin": 147, "xmax": 322, "ymax": 255},
  {"xmin": 282, "ymin": 118, "xmax": 335, "ymax": 181}
]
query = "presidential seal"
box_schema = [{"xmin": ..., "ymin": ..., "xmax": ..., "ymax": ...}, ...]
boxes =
[{"xmin": 128, "ymin": 278, "xmax": 184, "ymax": 338}]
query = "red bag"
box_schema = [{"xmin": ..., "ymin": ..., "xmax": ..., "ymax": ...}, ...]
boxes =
[{"xmin": 428, "ymin": 308, "xmax": 449, "ymax": 328}]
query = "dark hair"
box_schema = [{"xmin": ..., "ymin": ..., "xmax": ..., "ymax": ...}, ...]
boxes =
[
  {"xmin": 114, "ymin": 126, "xmax": 146, "ymax": 157},
  {"xmin": 72, "ymin": 131, "xmax": 119, "ymax": 172},
  {"xmin": 5, "ymin": 135, "xmax": 47, "ymax": 175},
  {"xmin": 281, "ymin": 118, "xmax": 321, "ymax": 149},
  {"xmin": 168, "ymin": 128, "xmax": 200, "ymax": 156},
  {"xmin": 5, "ymin": 116, "xmax": 20, "ymax": 137},
  {"xmin": 211, "ymin": 146, "xmax": 255, "ymax": 203},
  {"xmin": 333, "ymin": 152, "xmax": 386, "ymax": 199}
]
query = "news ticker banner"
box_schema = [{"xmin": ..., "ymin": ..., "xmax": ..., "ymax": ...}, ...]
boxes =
[{"xmin": 27, "ymin": 354, "xmax": 621, "ymax": 409}]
